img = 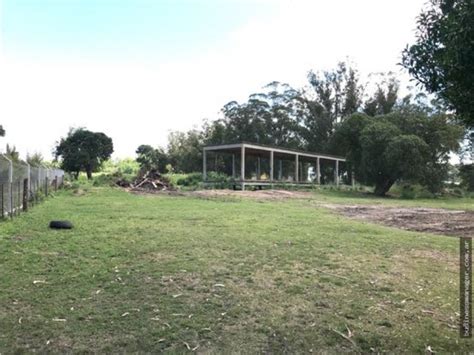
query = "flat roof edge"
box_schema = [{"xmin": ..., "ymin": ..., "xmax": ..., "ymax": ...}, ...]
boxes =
[{"xmin": 203, "ymin": 142, "xmax": 346, "ymax": 161}]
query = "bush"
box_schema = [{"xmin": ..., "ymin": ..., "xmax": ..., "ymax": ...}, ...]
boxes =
[
  {"xmin": 400, "ymin": 184, "xmax": 416, "ymax": 199},
  {"xmin": 175, "ymin": 172, "xmax": 203, "ymax": 187},
  {"xmin": 459, "ymin": 164, "xmax": 474, "ymax": 192}
]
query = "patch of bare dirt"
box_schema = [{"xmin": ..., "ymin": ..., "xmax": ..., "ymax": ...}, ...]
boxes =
[
  {"xmin": 327, "ymin": 204, "xmax": 474, "ymax": 238},
  {"xmin": 189, "ymin": 189, "xmax": 315, "ymax": 200}
]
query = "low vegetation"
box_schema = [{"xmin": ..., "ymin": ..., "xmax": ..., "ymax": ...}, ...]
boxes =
[{"xmin": 0, "ymin": 186, "xmax": 472, "ymax": 352}]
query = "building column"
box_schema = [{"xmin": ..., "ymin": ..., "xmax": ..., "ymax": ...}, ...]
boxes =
[
  {"xmin": 316, "ymin": 157, "xmax": 321, "ymax": 184},
  {"xmin": 278, "ymin": 160, "xmax": 282, "ymax": 180},
  {"xmin": 241, "ymin": 145, "xmax": 246, "ymax": 190},
  {"xmin": 257, "ymin": 157, "xmax": 261, "ymax": 180},
  {"xmin": 334, "ymin": 160, "xmax": 339, "ymax": 186},
  {"xmin": 295, "ymin": 154, "xmax": 299, "ymax": 182},
  {"xmin": 232, "ymin": 154, "xmax": 235, "ymax": 179},
  {"xmin": 202, "ymin": 149, "xmax": 207, "ymax": 181},
  {"xmin": 270, "ymin": 151, "xmax": 274, "ymax": 182}
]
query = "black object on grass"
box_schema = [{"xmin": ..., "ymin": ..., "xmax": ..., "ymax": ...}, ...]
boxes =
[{"xmin": 49, "ymin": 220, "xmax": 73, "ymax": 229}]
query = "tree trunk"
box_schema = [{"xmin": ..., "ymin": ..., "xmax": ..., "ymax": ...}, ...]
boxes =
[
  {"xmin": 374, "ymin": 179, "xmax": 395, "ymax": 196},
  {"xmin": 86, "ymin": 169, "xmax": 92, "ymax": 180}
]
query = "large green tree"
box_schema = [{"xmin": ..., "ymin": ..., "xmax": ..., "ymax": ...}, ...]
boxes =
[
  {"xmin": 333, "ymin": 109, "xmax": 464, "ymax": 196},
  {"xmin": 402, "ymin": 0, "xmax": 474, "ymax": 127},
  {"xmin": 167, "ymin": 129, "xmax": 203, "ymax": 173},
  {"xmin": 135, "ymin": 144, "xmax": 168, "ymax": 172},
  {"xmin": 55, "ymin": 128, "xmax": 114, "ymax": 179}
]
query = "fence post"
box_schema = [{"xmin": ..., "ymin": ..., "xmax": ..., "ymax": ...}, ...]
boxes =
[
  {"xmin": 23, "ymin": 178, "xmax": 28, "ymax": 212},
  {"xmin": 6, "ymin": 156, "xmax": 13, "ymax": 218},
  {"xmin": 17, "ymin": 180, "xmax": 20, "ymax": 216},
  {"xmin": 1, "ymin": 184, "xmax": 3, "ymax": 218},
  {"xmin": 54, "ymin": 176, "xmax": 58, "ymax": 191},
  {"xmin": 45, "ymin": 177, "xmax": 48, "ymax": 197}
]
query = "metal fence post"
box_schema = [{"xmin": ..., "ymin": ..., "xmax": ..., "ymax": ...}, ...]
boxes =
[
  {"xmin": 5, "ymin": 156, "xmax": 13, "ymax": 218},
  {"xmin": 1, "ymin": 184, "xmax": 3, "ymax": 218},
  {"xmin": 23, "ymin": 178, "xmax": 28, "ymax": 212}
]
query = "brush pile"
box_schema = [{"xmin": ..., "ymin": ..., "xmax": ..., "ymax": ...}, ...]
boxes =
[{"xmin": 117, "ymin": 169, "xmax": 172, "ymax": 191}]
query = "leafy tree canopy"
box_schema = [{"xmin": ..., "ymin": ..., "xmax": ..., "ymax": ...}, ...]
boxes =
[
  {"xmin": 332, "ymin": 109, "xmax": 464, "ymax": 195},
  {"xmin": 5, "ymin": 144, "xmax": 20, "ymax": 163},
  {"xmin": 136, "ymin": 144, "xmax": 168, "ymax": 173},
  {"xmin": 402, "ymin": 0, "xmax": 474, "ymax": 127},
  {"xmin": 26, "ymin": 152, "xmax": 44, "ymax": 167},
  {"xmin": 55, "ymin": 128, "xmax": 113, "ymax": 179}
]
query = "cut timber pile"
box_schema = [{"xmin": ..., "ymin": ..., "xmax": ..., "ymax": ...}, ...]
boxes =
[{"xmin": 118, "ymin": 169, "xmax": 173, "ymax": 191}]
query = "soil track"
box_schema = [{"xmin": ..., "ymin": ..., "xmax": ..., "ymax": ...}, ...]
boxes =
[
  {"xmin": 326, "ymin": 205, "xmax": 474, "ymax": 238},
  {"xmin": 135, "ymin": 188, "xmax": 474, "ymax": 238},
  {"xmin": 191, "ymin": 189, "xmax": 474, "ymax": 238}
]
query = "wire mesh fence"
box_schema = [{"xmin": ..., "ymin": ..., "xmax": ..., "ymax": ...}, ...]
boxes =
[{"xmin": 0, "ymin": 154, "xmax": 65, "ymax": 219}]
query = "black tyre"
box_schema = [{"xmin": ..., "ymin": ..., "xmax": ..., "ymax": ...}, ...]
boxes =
[{"xmin": 49, "ymin": 220, "xmax": 73, "ymax": 229}]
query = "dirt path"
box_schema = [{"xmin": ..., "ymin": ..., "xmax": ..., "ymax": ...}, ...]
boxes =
[
  {"xmin": 325, "ymin": 204, "xmax": 474, "ymax": 238},
  {"xmin": 134, "ymin": 188, "xmax": 474, "ymax": 238},
  {"xmin": 191, "ymin": 189, "xmax": 474, "ymax": 238}
]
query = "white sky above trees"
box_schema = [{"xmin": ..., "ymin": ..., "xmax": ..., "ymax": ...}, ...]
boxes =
[{"xmin": 0, "ymin": 0, "xmax": 426, "ymax": 160}]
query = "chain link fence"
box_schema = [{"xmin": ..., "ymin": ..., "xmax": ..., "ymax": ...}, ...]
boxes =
[{"xmin": 0, "ymin": 155, "xmax": 65, "ymax": 218}]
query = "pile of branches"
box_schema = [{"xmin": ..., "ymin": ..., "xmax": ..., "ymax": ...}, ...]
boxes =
[{"xmin": 117, "ymin": 169, "xmax": 172, "ymax": 191}]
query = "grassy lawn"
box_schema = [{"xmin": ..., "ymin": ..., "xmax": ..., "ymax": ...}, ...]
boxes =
[{"xmin": 0, "ymin": 187, "xmax": 472, "ymax": 352}]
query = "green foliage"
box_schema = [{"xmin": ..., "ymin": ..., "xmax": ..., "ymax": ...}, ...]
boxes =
[
  {"xmin": 26, "ymin": 152, "xmax": 44, "ymax": 167},
  {"xmin": 459, "ymin": 164, "xmax": 474, "ymax": 191},
  {"xmin": 167, "ymin": 130, "xmax": 203, "ymax": 173},
  {"xmin": 399, "ymin": 184, "xmax": 417, "ymax": 200},
  {"xmin": 4, "ymin": 144, "xmax": 20, "ymax": 162},
  {"xmin": 102, "ymin": 158, "xmax": 140, "ymax": 175},
  {"xmin": 402, "ymin": 0, "xmax": 474, "ymax": 127},
  {"xmin": 333, "ymin": 110, "xmax": 464, "ymax": 196},
  {"xmin": 0, "ymin": 125, "xmax": 5, "ymax": 137},
  {"xmin": 55, "ymin": 128, "xmax": 114, "ymax": 179},
  {"xmin": 135, "ymin": 145, "xmax": 167, "ymax": 172},
  {"xmin": 363, "ymin": 74, "xmax": 399, "ymax": 116},
  {"xmin": 175, "ymin": 172, "xmax": 203, "ymax": 187}
]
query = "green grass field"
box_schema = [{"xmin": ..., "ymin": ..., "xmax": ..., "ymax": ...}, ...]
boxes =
[{"xmin": 0, "ymin": 187, "xmax": 472, "ymax": 353}]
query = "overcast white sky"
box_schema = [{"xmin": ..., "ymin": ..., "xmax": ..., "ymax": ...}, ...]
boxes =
[{"xmin": 0, "ymin": 0, "xmax": 426, "ymax": 160}]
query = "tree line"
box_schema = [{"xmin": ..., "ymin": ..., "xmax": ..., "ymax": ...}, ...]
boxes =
[{"xmin": 5, "ymin": 0, "xmax": 471, "ymax": 196}]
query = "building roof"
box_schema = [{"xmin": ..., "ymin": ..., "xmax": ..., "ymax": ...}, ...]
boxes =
[{"xmin": 203, "ymin": 142, "xmax": 345, "ymax": 161}]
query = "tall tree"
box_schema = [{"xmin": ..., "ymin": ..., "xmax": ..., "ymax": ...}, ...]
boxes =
[
  {"xmin": 300, "ymin": 62, "xmax": 363, "ymax": 152},
  {"xmin": 5, "ymin": 144, "xmax": 20, "ymax": 162},
  {"xmin": 26, "ymin": 152, "xmax": 44, "ymax": 167},
  {"xmin": 167, "ymin": 129, "xmax": 204, "ymax": 173},
  {"xmin": 402, "ymin": 0, "xmax": 474, "ymax": 127},
  {"xmin": 135, "ymin": 145, "xmax": 167, "ymax": 172},
  {"xmin": 55, "ymin": 128, "xmax": 113, "ymax": 179},
  {"xmin": 333, "ymin": 109, "xmax": 464, "ymax": 196}
]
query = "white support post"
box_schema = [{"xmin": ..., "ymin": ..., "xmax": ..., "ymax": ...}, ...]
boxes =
[
  {"xmin": 335, "ymin": 160, "xmax": 339, "ymax": 186},
  {"xmin": 241, "ymin": 145, "xmax": 246, "ymax": 190},
  {"xmin": 316, "ymin": 157, "xmax": 321, "ymax": 185},
  {"xmin": 26, "ymin": 163, "xmax": 31, "ymax": 192},
  {"xmin": 278, "ymin": 160, "xmax": 282, "ymax": 180},
  {"xmin": 295, "ymin": 154, "xmax": 299, "ymax": 182},
  {"xmin": 270, "ymin": 151, "xmax": 274, "ymax": 183},
  {"xmin": 203, "ymin": 149, "xmax": 207, "ymax": 181}
]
